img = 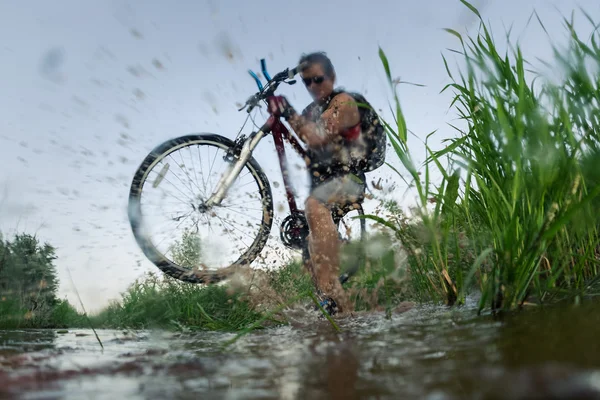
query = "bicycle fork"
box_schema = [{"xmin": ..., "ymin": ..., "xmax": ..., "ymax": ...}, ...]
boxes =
[{"xmin": 204, "ymin": 129, "xmax": 267, "ymax": 207}]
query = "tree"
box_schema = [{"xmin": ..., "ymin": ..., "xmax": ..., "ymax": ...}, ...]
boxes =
[{"xmin": 0, "ymin": 233, "xmax": 59, "ymax": 317}]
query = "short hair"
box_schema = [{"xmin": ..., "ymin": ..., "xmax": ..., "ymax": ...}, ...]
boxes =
[{"xmin": 298, "ymin": 52, "xmax": 335, "ymax": 79}]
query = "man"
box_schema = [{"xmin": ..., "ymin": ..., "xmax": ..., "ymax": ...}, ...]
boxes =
[{"xmin": 267, "ymin": 52, "xmax": 384, "ymax": 315}]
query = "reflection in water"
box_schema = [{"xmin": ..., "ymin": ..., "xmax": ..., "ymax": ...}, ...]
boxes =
[
  {"xmin": 0, "ymin": 329, "xmax": 57, "ymax": 355},
  {"xmin": 1, "ymin": 300, "xmax": 600, "ymax": 399}
]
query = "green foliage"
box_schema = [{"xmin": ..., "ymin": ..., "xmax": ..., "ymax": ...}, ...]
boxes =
[
  {"xmin": 265, "ymin": 260, "xmax": 314, "ymax": 299},
  {"xmin": 372, "ymin": 48, "xmax": 466, "ymax": 306},
  {"xmin": 0, "ymin": 233, "xmax": 67, "ymax": 328},
  {"xmin": 91, "ymin": 272, "xmax": 263, "ymax": 331},
  {"xmin": 50, "ymin": 298, "xmax": 89, "ymax": 328},
  {"xmin": 169, "ymin": 228, "xmax": 203, "ymax": 269},
  {"xmin": 372, "ymin": 1, "xmax": 600, "ymax": 313},
  {"xmin": 340, "ymin": 233, "xmax": 411, "ymax": 314}
]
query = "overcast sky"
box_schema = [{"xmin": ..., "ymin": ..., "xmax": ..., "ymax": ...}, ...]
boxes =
[{"xmin": 1, "ymin": 0, "xmax": 598, "ymax": 312}]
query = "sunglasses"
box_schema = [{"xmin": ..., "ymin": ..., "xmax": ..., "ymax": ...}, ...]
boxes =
[{"xmin": 302, "ymin": 75, "xmax": 326, "ymax": 86}]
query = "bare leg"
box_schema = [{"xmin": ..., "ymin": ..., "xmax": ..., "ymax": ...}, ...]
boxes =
[
  {"xmin": 305, "ymin": 196, "xmax": 349, "ymax": 312},
  {"xmin": 302, "ymin": 245, "xmax": 319, "ymax": 289}
]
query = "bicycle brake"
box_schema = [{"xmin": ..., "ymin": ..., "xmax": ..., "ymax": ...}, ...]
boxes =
[
  {"xmin": 224, "ymin": 135, "xmax": 246, "ymax": 161},
  {"xmin": 244, "ymin": 94, "xmax": 262, "ymax": 113}
]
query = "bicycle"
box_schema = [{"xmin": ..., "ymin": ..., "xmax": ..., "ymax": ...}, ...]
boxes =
[{"xmin": 127, "ymin": 58, "xmax": 367, "ymax": 286}]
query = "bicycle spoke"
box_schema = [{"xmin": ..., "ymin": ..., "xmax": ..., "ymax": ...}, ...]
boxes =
[
  {"xmin": 153, "ymin": 213, "xmax": 193, "ymax": 249},
  {"xmin": 179, "ymin": 148, "xmax": 205, "ymax": 196},
  {"xmin": 220, "ymin": 207, "xmax": 263, "ymax": 221},
  {"xmin": 208, "ymin": 143, "xmax": 220, "ymax": 188},
  {"xmin": 213, "ymin": 213, "xmax": 252, "ymax": 250},
  {"xmin": 188, "ymin": 146, "xmax": 207, "ymax": 199},
  {"xmin": 167, "ymin": 154, "xmax": 197, "ymax": 198},
  {"xmin": 148, "ymin": 162, "xmax": 196, "ymax": 204},
  {"xmin": 197, "ymin": 144, "xmax": 208, "ymax": 195},
  {"xmin": 220, "ymin": 202, "xmax": 264, "ymax": 212},
  {"xmin": 141, "ymin": 184, "xmax": 192, "ymax": 208}
]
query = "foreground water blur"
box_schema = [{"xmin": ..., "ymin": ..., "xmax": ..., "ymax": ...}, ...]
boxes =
[{"xmin": 2, "ymin": 298, "xmax": 600, "ymax": 399}]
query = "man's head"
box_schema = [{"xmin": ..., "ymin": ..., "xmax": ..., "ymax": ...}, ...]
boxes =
[{"xmin": 298, "ymin": 52, "xmax": 336, "ymax": 103}]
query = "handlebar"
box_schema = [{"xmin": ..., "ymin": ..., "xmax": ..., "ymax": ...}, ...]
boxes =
[
  {"xmin": 260, "ymin": 59, "xmax": 271, "ymax": 81},
  {"xmin": 238, "ymin": 58, "xmax": 303, "ymax": 113}
]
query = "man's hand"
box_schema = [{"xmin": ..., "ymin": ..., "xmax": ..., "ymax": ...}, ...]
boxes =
[{"xmin": 267, "ymin": 96, "xmax": 296, "ymax": 119}]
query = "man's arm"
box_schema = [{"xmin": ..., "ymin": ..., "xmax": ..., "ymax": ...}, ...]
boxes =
[{"xmin": 286, "ymin": 93, "xmax": 360, "ymax": 148}]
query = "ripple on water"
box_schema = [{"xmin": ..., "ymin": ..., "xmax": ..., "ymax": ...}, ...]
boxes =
[{"xmin": 2, "ymin": 300, "xmax": 600, "ymax": 399}]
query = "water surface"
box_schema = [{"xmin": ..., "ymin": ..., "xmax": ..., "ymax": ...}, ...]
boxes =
[{"xmin": 2, "ymin": 299, "xmax": 600, "ymax": 399}]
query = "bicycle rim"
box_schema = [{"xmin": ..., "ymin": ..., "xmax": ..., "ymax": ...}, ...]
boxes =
[{"xmin": 128, "ymin": 134, "xmax": 273, "ymax": 284}]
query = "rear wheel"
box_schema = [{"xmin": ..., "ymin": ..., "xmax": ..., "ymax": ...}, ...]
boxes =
[{"xmin": 128, "ymin": 134, "xmax": 273, "ymax": 283}]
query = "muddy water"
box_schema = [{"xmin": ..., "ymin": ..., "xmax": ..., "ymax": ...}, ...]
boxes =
[{"xmin": 2, "ymin": 299, "xmax": 600, "ymax": 399}]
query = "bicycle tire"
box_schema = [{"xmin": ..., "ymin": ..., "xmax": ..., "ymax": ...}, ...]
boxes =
[{"xmin": 128, "ymin": 133, "xmax": 274, "ymax": 284}]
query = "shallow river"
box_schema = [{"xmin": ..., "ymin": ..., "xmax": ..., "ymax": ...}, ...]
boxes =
[{"xmin": 2, "ymin": 298, "xmax": 600, "ymax": 399}]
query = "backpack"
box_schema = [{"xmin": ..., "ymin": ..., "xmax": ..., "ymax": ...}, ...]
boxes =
[
  {"xmin": 302, "ymin": 89, "xmax": 387, "ymax": 174},
  {"xmin": 345, "ymin": 91, "xmax": 387, "ymax": 172}
]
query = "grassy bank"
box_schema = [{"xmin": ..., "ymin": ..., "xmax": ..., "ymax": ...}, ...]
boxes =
[
  {"xmin": 90, "ymin": 272, "xmax": 263, "ymax": 331},
  {"xmin": 372, "ymin": 1, "xmax": 600, "ymax": 313},
  {"xmin": 87, "ymin": 234, "xmax": 410, "ymax": 331},
  {"xmin": 0, "ymin": 297, "xmax": 88, "ymax": 329}
]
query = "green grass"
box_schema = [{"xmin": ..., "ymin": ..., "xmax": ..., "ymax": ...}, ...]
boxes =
[
  {"xmin": 90, "ymin": 272, "xmax": 264, "ymax": 331},
  {"xmin": 0, "ymin": 297, "xmax": 87, "ymax": 329},
  {"xmin": 369, "ymin": 0, "xmax": 600, "ymax": 314},
  {"xmin": 88, "ymin": 239, "xmax": 413, "ymax": 332}
]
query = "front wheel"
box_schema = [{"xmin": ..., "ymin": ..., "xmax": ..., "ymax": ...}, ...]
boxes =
[{"xmin": 128, "ymin": 134, "xmax": 274, "ymax": 284}]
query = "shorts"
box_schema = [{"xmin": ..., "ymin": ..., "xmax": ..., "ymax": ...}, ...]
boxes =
[{"xmin": 309, "ymin": 171, "xmax": 366, "ymax": 207}]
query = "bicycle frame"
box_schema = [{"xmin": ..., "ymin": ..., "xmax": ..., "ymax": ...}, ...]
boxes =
[
  {"xmin": 205, "ymin": 114, "xmax": 307, "ymax": 215},
  {"xmin": 270, "ymin": 118, "xmax": 308, "ymax": 214},
  {"xmin": 205, "ymin": 58, "xmax": 308, "ymax": 214},
  {"xmin": 203, "ymin": 109, "xmax": 364, "ymax": 285}
]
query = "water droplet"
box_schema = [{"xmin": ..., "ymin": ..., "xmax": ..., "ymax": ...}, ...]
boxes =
[
  {"xmin": 130, "ymin": 29, "xmax": 143, "ymax": 39},
  {"xmin": 214, "ymin": 31, "xmax": 242, "ymax": 62},
  {"xmin": 39, "ymin": 47, "xmax": 66, "ymax": 83},
  {"xmin": 133, "ymin": 88, "xmax": 145, "ymax": 100},
  {"xmin": 115, "ymin": 114, "xmax": 130, "ymax": 128},
  {"xmin": 152, "ymin": 58, "xmax": 164, "ymax": 70}
]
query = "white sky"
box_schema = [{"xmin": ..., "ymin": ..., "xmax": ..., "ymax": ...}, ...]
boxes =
[{"xmin": 1, "ymin": 0, "xmax": 598, "ymax": 312}]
